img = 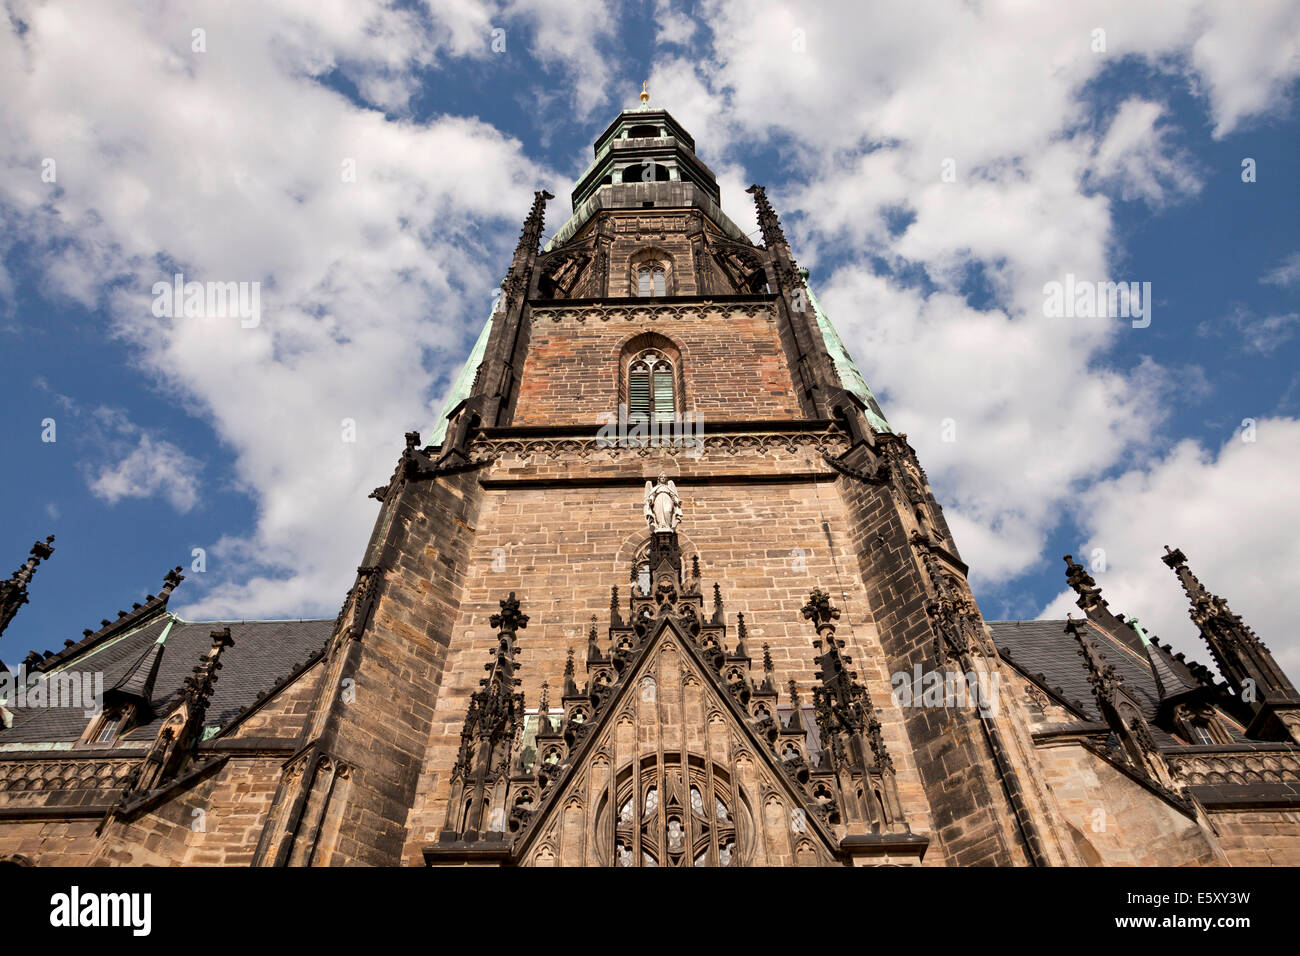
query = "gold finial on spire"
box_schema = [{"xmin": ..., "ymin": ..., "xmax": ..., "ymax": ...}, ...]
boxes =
[{"xmin": 640, "ymin": 80, "xmax": 650, "ymax": 106}]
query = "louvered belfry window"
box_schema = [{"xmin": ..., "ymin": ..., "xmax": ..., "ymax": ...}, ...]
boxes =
[{"xmin": 628, "ymin": 351, "xmax": 676, "ymax": 422}]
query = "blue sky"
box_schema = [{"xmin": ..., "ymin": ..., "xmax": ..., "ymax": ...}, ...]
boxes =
[{"xmin": 1, "ymin": 1, "xmax": 1297, "ymax": 677}]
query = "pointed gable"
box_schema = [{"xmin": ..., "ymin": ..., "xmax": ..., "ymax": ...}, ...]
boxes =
[{"xmin": 514, "ymin": 615, "xmax": 841, "ymax": 867}]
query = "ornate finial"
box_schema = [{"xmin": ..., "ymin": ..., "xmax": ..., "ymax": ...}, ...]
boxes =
[
  {"xmin": 1159, "ymin": 546, "xmax": 1298, "ymax": 713},
  {"xmin": 762, "ymin": 643, "xmax": 773, "ymax": 675},
  {"xmin": 712, "ymin": 582, "xmax": 724, "ymax": 626},
  {"xmin": 562, "ymin": 647, "xmax": 579, "ymax": 697},
  {"xmin": 609, "ymin": 585, "xmax": 624, "ymax": 628},
  {"xmin": 1068, "ymin": 616, "xmax": 1117, "ymax": 697},
  {"xmin": 589, "ymin": 615, "xmax": 598, "ymax": 642},
  {"xmin": 490, "ymin": 592, "xmax": 529, "ymax": 634},
  {"xmin": 538, "ymin": 679, "xmax": 550, "ymax": 716},
  {"xmin": 162, "ymin": 565, "xmax": 185, "ymax": 592},
  {"xmin": 1063, "ymin": 554, "xmax": 1107, "ymax": 612},
  {"xmin": 1161, "ymin": 545, "xmax": 1188, "ymax": 570},
  {"xmin": 801, "ymin": 588, "xmax": 841, "ymax": 631},
  {"xmin": 640, "ymin": 80, "xmax": 650, "ymax": 106},
  {"xmin": 31, "ymin": 535, "xmax": 55, "ymax": 561}
]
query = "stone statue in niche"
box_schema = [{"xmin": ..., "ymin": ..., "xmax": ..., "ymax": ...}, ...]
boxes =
[{"xmin": 644, "ymin": 473, "xmax": 682, "ymax": 532}]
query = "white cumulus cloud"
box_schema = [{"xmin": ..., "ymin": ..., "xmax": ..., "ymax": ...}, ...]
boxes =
[{"xmin": 1039, "ymin": 418, "xmax": 1300, "ymax": 676}]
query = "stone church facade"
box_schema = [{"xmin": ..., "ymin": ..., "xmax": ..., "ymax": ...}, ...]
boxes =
[{"xmin": 2, "ymin": 97, "xmax": 1298, "ymax": 867}]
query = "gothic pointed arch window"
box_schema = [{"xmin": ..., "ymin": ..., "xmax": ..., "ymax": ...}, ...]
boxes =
[
  {"xmin": 628, "ymin": 247, "xmax": 673, "ymax": 298},
  {"xmin": 620, "ymin": 331, "xmax": 684, "ymax": 425},
  {"xmin": 598, "ymin": 755, "xmax": 746, "ymax": 867},
  {"xmin": 637, "ymin": 264, "xmax": 666, "ymax": 297},
  {"xmin": 627, "ymin": 351, "xmax": 676, "ymax": 421}
]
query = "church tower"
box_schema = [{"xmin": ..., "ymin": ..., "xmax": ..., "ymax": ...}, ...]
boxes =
[
  {"xmin": 251, "ymin": 91, "xmax": 1083, "ymax": 867},
  {"xmin": 7, "ymin": 92, "xmax": 1300, "ymax": 871}
]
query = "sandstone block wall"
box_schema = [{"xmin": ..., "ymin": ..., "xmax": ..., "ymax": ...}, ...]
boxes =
[
  {"xmin": 399, "ymin": 448, "xmax": 942, "ymax": 865},
  {"xmin": 515, "ymin": 306, "xmax": 803, "ymax": 425}
]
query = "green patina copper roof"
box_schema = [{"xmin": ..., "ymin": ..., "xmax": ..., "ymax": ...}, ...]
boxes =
[
  {"xmin": 801, "ymin": 270, "xmax": 893, "ymax": 434},
  {"xmin": 428, "ymin": 297, "xmax": 497, "ymax": 447}
]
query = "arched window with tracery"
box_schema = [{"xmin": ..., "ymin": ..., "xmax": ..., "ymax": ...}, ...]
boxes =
[
  {"xmin": 637, "ymin": 264, "xmax": 666, "ymax": 297},
  {"xmin": 628, "ymin": 247, "xmax": 673, "ymax": 298},
  {"xmin": 619, "ymin": 331, "xmax": 684, "ymax": 426},
  {"xmin": 597, "ymin": 755, "xmax": 745, "ymax": 867},
  {"xmin": 627, "ymin": 350, "xmax": 676, "ymax": 422}
]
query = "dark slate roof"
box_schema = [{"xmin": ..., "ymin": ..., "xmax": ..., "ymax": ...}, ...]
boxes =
[
  {"xmin": 989, "ymin": 619, "xmax": 1244, "ymax": 745},
  {"xmin": 1, "ymin": 612, "xmax": 331, "ymax": 746},
  {"xmin": 989, "ymin": 619, "xmax": 1148, "ymax": 721}
]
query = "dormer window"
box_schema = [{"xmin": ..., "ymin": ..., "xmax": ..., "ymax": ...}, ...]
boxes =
[
  {"xmin": 79, "ymin": 706, "xmax": 127, "ymax": 748},
  {"xmin": 94, "ymin": 712, "xmax": 122, "ymax": 743},
  {"xmin": 628, "ymin": 124, "xmax": 662, "ymax": 139}
]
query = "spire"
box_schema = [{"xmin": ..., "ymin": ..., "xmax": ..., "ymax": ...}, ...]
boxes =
[
  {"xmin": 1071, "ymin": 617, "xmax": 1124, "ymax": 709},
  {"xmin": 535, "ymin": 679, "xmax": 552, "ymax": 739},
  {"xmin": 785, "ymin": 680, "xmax": 805, "ymax": 733},
  {"xmin": 562, "ymin": 647, "xmax": 578, "ymax": 697},
  {"xmin": 1162, "ymin": 546, "xmax": 1299, "ymax": 738},
  {"xmin": 760, "ymin": 642, "xmax": 775, "ymax": 692},
  {"xmin": 711, "ymin": 582, "xmax": 724, "ymax": 626},
  {"xmin": 442, "ymin": 593, "xmax": 528, "ymax": 840},
  {"xmin": 734, "ymin": 612, "xmax": 749, "ymax": 658},
  {"xmin": 182, "ymin": 628, "xmax": 234, "ymax": 725},
  {"xmin": 1162, "ymin": 545, "xmax": 1296, "ymax": 698},
  {"xmin": 515, "ymin": 189, "xmax": 554, "ymax": 261},
  {"xmin": 1066, "ymin": 616, "xmax": 1178, "ymax": 788},
  {"xmin": 609, "ymin": 586, "xmax": 623, "ymax": 629},
  {"xmin": 802, "ymin": 588, "xmax": 892, "ymax": 773},
  {"xmin": 1063, "ymin": 554, "xmax": 1108, "ymax": 615},
  {"xmin": 0, "ymin": 535, "xmax": 55, "ymax": 640},
  {"xmin": 745, "ymin": 184, "xmax": 786, "ymax": 248}
]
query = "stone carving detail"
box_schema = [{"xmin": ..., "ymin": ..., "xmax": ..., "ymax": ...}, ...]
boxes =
[
  {"xmin": 0, "ymin": 535, "xmax": 55, "ymax": 641},
  {"xmin": 469, "ymin": 428, "xmax": 846, "ymax": 463},
  {"xmin": 1165, "ymin": 749, "xmax": 1300, "ymax": 787},
  {"xmin": 530, "ymin": 302, "xmax": 770, "ymax": 324},
  {"xmin": 440, "ymin": 593, "xmax": 528, "ymax": 840},
  {"xmin": 1067, "ymin": 617, "xmax": 1188, "ymax": 805},
  {"xmin": 0, "ymin": 758, "xmax": 138, "ymax": 794},
  {"xmin": 428, "ymin": 536, "xmax": 915, "ymax": 867}
]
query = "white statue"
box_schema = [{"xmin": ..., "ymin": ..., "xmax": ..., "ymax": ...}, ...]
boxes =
[{"xmin": 644, "ymin": 473, "xmax": 681, "ymax": 532}]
